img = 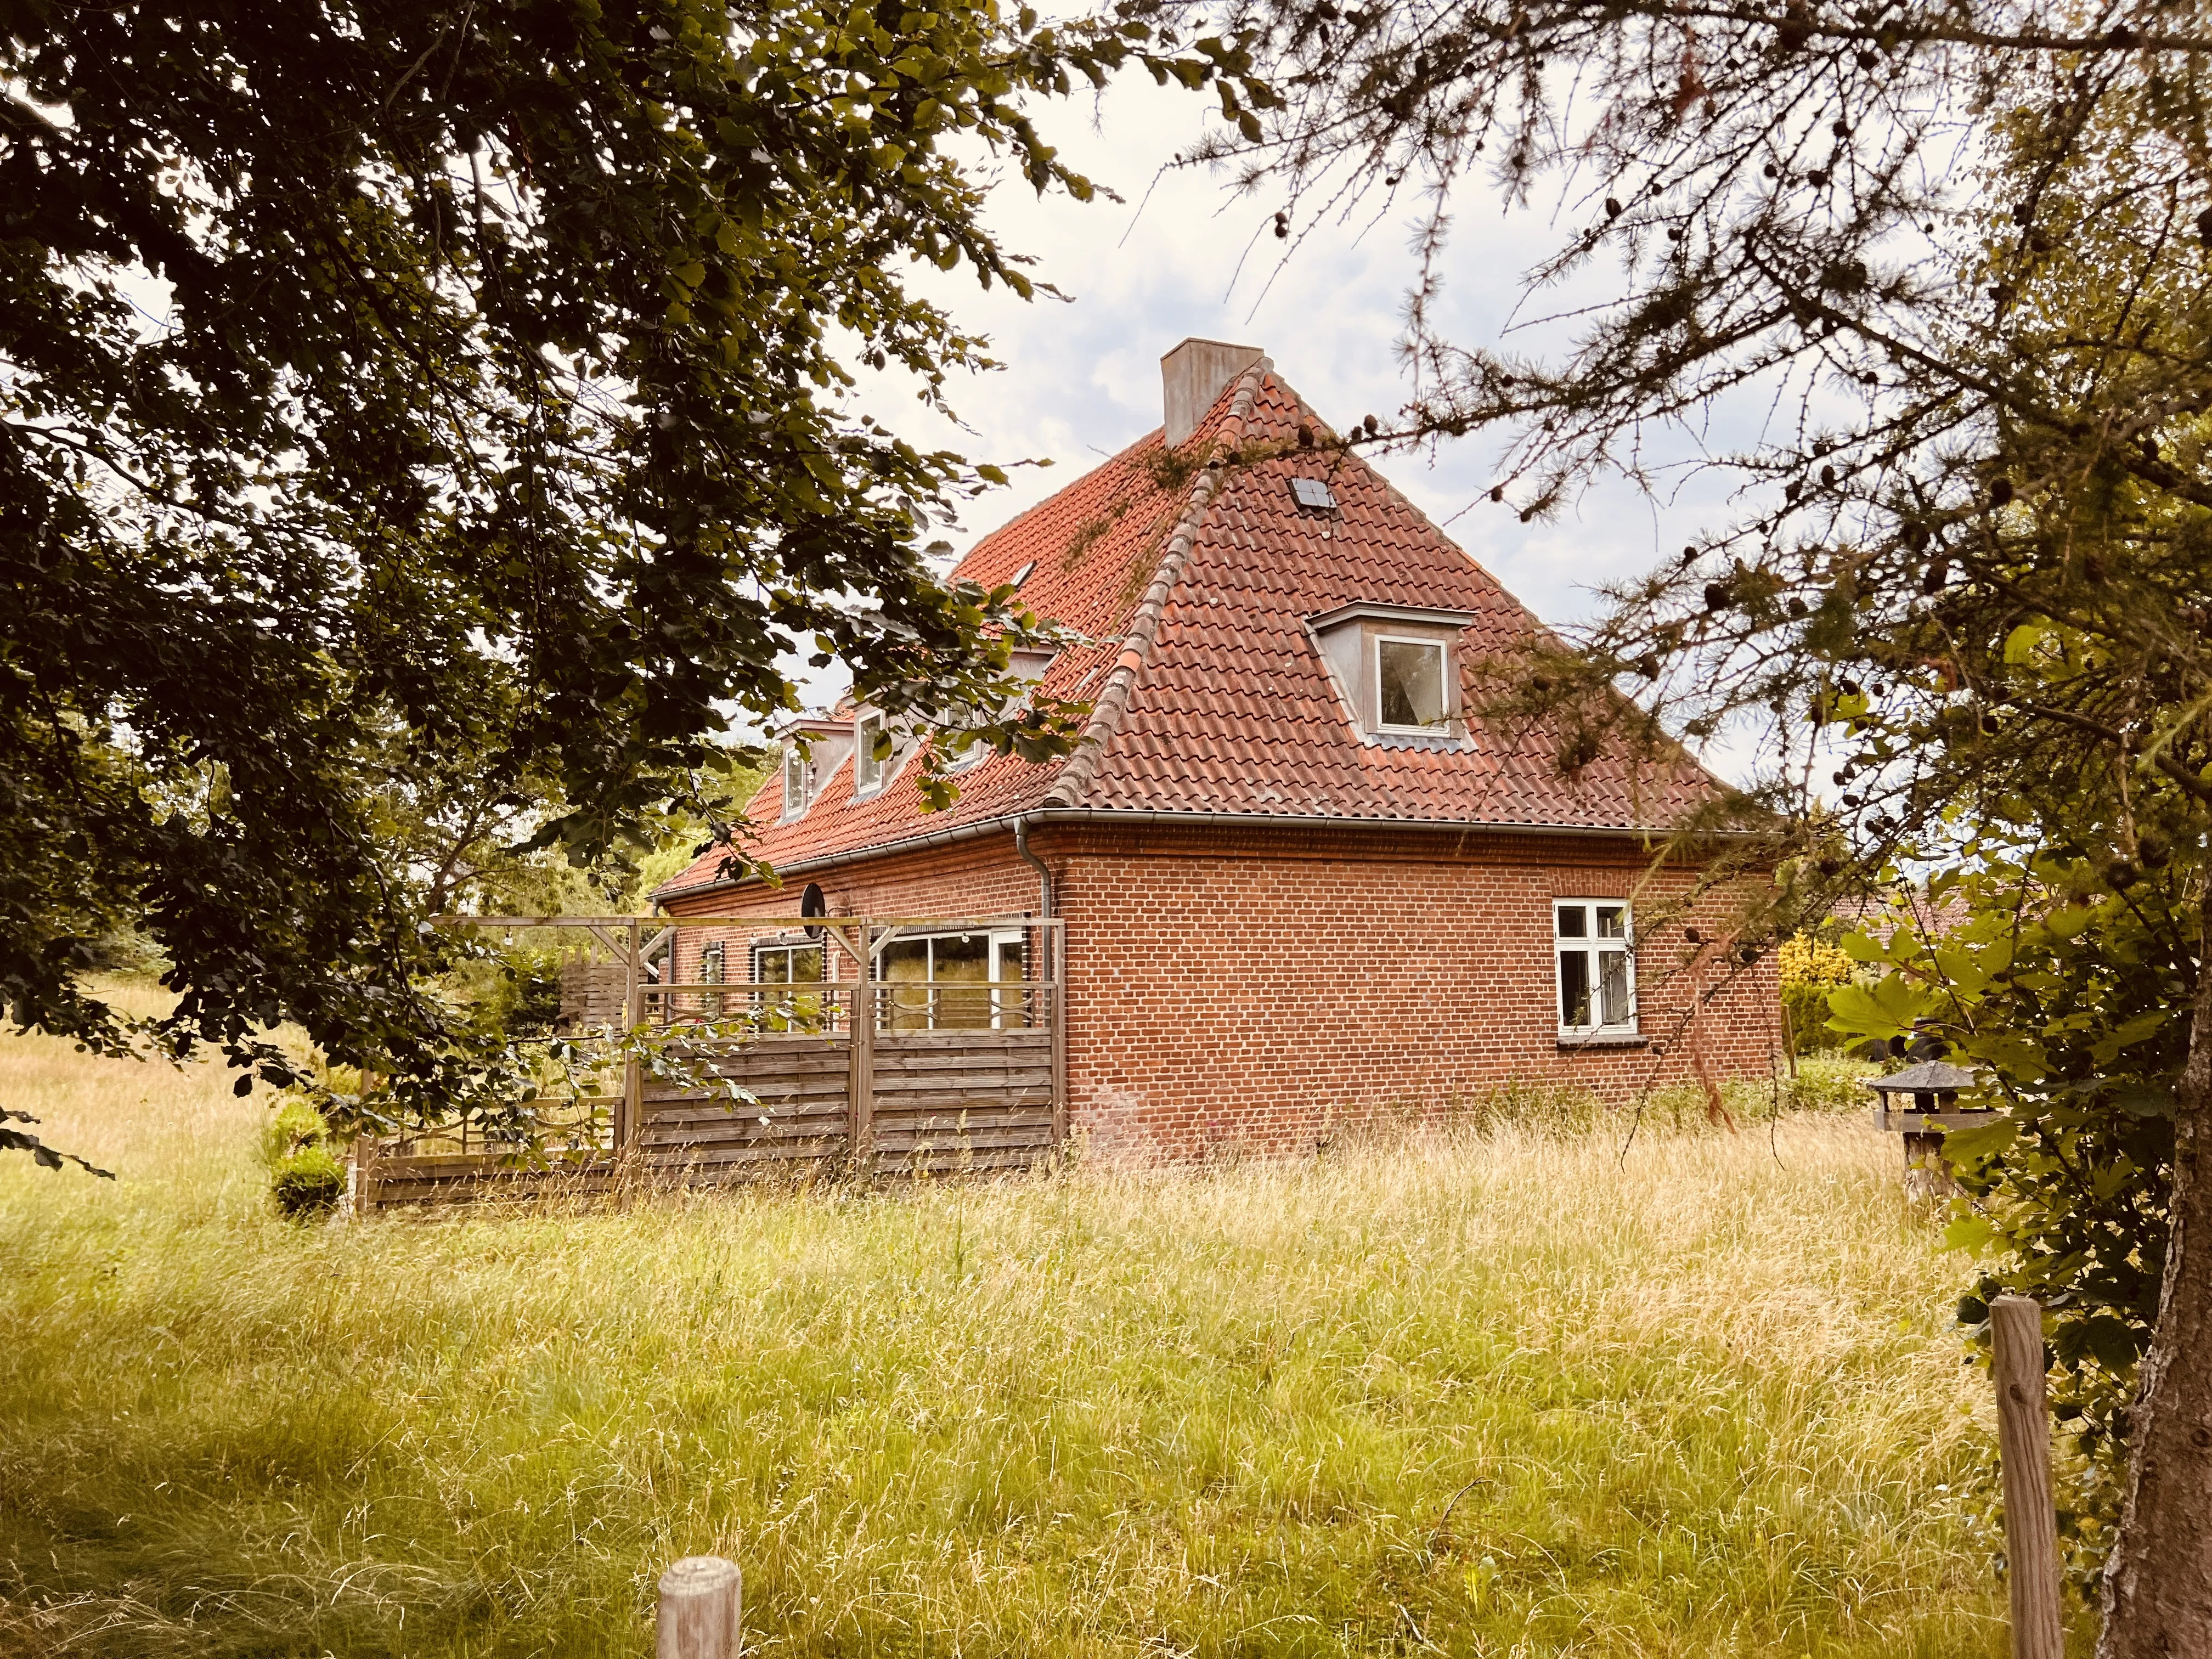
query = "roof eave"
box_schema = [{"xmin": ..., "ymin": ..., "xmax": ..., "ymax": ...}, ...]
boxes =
[
  {"xmin": 652, "ymin": 804, "xmax": 1738, "ymax": 903},
  {"xmin": 1306, "ymin": 600, "xmax": 1485, "ymax": 633}
]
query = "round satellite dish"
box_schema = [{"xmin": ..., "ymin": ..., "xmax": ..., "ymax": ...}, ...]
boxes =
[{"xmin": 800, "ymin": 882, "xmax": 827, "ymax": 941}]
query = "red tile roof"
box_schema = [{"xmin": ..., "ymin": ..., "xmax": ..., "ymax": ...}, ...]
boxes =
[{"xmin": 659, "ymin": 358, "xmax": 1717, "ymax": 898}]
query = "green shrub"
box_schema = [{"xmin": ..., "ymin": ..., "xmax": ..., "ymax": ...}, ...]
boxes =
[
  {"xmin": 1444, "ymin": 1082, "xmax": 1607, "ymax": 1138},
  {"xmin": 1639, "ymin": 1057, "xmax": 1873, "ymax": 1128},
  {"xmin": 261, "ymin": 1095, "xmax": 329, "ymax": 1168},
  {"xmin": 1782, "ymin": 977, "xmax": 1842, "ymax": 1054},
  {"xmin": 443, "ymin": 939, "xmax": 568, "ymax": 1037},
  {"xmin": 269, "ymin": 1144, "xmax": 346, "ymax": 1218},
  {"xmin": 1777, "ymin": 933, "xmax": 1857, "ymax": 1055},
  {"xmin": 263, "ymin": 1093, "xmax": 349, "ymax": 1218},
  {"xmin": 1645, "ymin": 1075, "xmax": 1776, "ymax": 1130},
  {"xmin": 1785, "ymin": 1054, "xmax": 1876, "ymax": 1114}
]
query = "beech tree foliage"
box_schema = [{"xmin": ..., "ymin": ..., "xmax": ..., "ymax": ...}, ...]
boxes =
[
  {"xmin": 1826, "ymin": 838, "xmax": 2191, "ymax": 1589},
  {"xmin": 0, "ymin": 0, "xmax": 1264, "ymax": 1150},
  {"xmin": 1188, "ymin": 0, "xmax": 2212, "ymax": 1646}
]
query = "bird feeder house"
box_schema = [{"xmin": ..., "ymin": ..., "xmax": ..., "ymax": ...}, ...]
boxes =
[{"xmin": 1866, "ymin": 1058, "xmax": 1995, "ymax": 1193}]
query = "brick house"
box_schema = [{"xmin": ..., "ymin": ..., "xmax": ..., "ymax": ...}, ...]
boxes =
[{"xmin": 653, "ymin": 340, "xmax": 1781, "ymax": 1163}]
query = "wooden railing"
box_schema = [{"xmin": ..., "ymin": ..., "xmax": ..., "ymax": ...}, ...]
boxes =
[
  {"xmin": 631, "ymin": 980, "xmax": 1056, "ymax": 1036},
  {"xmin": 375, "ymin": 1094, "xmax": 622, "ymax": 1157},
  {"xmin": 350, "ymin": 915, "xmax": 1067, "ymax": 1211},
  {"xmin": 867, "ymin": 979, "xmax": 1052, "ymax": 1033},
  {"xmin": 641, "ymin": 981, "xmax": 860, "ymax": 1036}
]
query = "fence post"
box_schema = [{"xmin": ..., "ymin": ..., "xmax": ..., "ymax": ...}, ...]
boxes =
[
  {"xmin": 1990, "ymin": 1293, "xmax": 2064, "ymax": 1659},
  {"xmin": 656, "ymin": 1555, "xmax": 741, "ymax": 1659},
  {"xmin": 622, "ymin": 918, "xmax": 644, "ymax": 1167},
  {"xmin": 850, "ymin": 922, "xmax": 875, "ymax": 1172},
  {"xmin": 348, "ymin": 1136, "xmax": 379, "ymax": 1218},
  {"xmin": 1049, "ymin": 918, "xmax": 1068, "ymax": 1152}
]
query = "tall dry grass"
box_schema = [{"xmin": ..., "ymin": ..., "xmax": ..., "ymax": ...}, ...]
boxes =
[{"xmin": 1, "ymin": 988, "xmax": 2050, "ymax": 1656}]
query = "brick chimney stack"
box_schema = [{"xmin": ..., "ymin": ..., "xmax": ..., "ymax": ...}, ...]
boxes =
[{"xmin": 1160, "ymin": 338, "xmax": 1263, "ymax": 447}]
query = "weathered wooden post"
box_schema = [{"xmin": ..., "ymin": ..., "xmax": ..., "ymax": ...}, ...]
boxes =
[
  {"xmin": 1990, "ymin": 1293, "xmax": 2064, "ymax": 1659},
  {"xmin": 348, "ymin": 1136, "xmax": 380, "ymax": 1218},
  {"xmin": 656, "ymin": 1555, "xmax": 741, "ymax": 1659},
  {"xmin": 622, "ymin": 918, "xmax": 645, "ymax": 1167},
  {"xmin": 849, "ymin": 921, "xmax": 875, "ymax": 1171},
  {"xmin": 1048, "ymin": 918, "xmax": 1068, "ymax": 1152}
]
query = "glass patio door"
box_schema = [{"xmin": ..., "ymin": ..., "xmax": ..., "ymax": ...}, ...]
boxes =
[{"xmin": 879, "ymin": 930, "xmax": 1026, "ymax": 1030}]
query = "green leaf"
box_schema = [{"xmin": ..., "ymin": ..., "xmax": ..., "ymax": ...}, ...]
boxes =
[
  {"xmin": 1943, "ymin": 1212, "xmax": 1997, "ymax": 1254},
  {"xmin": 1823, "ymin": 974, "xmax": 1928, "ymax": 1043}
]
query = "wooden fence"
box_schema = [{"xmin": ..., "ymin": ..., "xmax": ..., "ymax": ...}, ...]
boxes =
[{"xmin": 350, "ymin": 915, "xmax": 1064, "ymax": 1214}]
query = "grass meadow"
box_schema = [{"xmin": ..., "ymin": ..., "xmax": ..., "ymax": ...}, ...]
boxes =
[{"xmin": 2, "ymin": 983, "xmax": 2059, "ymax": 1656}]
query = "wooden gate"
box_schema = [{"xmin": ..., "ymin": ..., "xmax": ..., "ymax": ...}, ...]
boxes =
[{"xmin": 351, "ymin": 914, "xmax": 1064, "ymax": 1212}]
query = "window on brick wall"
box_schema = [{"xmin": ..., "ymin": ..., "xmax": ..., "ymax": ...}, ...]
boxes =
[
  {"xmin": 698, "ymin": 940, "xmax": 726, "ymax": 1018},
  {"xmin": 1555, "ymin": 900, "xmax": 1635, "ymax": 1035},
  {"xmin": 879, "ymin": 930, "xmax": 1026, "ymax": 1031},
  {"xmin": 854, "ymin": 710, "xmax": 891, "ymax": 795},
  {"xmin": 753, "ymin": 938, "xmax": 826, "ymax": 1032}
]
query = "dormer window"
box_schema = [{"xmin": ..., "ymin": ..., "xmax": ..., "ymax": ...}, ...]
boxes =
[
  {"xmin": 854, "ymin": 710, "xmax": 890, "ymax": 795},
  {"xmin": 1307, "ymin": 601, "xmax": 1478, "ymax": 744},
  {"xmin": 935, "ymin": 647, "xmax": 1058, "ymax": 773},
  {"xmin": 776, "ymin": 718, "xmax": 850, "ymax": 821},
  {"xmin": 782, "ymin": 743, "xmax": 814, "ymax": 817},
  {"xmin": 1376, "ymin": 636, "xmax": 1449, "ymax": 732},
  {"xmin": 1007, "ymin": 647, "xmax": 1056, "ymax": 683}
]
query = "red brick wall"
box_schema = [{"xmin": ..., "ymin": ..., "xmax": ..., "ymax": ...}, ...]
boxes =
[
  {"xmin": 663, "ymin": 820, "xmax": 1782, "ymax": 1164},
  {"xmin": 659, "ymin": 840, "xmax": 1045, "ymax": 989}
]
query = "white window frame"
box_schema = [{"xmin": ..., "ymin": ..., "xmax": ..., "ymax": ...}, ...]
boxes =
[
  {"xmin": 877, "ymin": 929, "xmax": 1028, "ymax": 1031},
  {"xmin": 940, "ymin": 650, "xmax": 1053, "ymax": 773},
  {"xmin": 752, "ymin": 938, "xmax": 825, "ymax": 983},
  {"xmin": 781, "ymin": 743, "xmax": 813, "ymax": 818},
  {"xmin": 854, "ymin": 710, "xmax": 889, "ymax": 795},
  {"xmin": 942, "ymin": 729, "xmax": 990, "ymax": 772},
  {"xmin": 752, "ymin": 938, "xmax": 828, "ymax": 1032},
  {"xmin": 1372, "ymin": 631, "xmax": 1453, "ymax": 734},
  {"xmin": 698, "ymin": 939, "xmax": 726, "ymax": 1017},
  {"xmin": 1554, "ymin": 899, "xmax": 1637, "ymax": 1036}
]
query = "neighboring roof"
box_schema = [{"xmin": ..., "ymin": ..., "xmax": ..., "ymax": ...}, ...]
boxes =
[
  {"xmin": 659, "ymin": 356, "xmax": 1720, "ymax": 899},
  {"xmin": 1832, "ymin": 887, "xmax": 1970, "ymax": 943}
]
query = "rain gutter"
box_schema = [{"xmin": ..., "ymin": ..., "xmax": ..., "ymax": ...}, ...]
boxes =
[{"xmin": 657, "ymin": 807, "xmax": 1701, "ymax": 901}]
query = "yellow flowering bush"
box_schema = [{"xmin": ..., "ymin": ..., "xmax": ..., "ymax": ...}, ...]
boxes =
[
  {"xmin": 1779, "ymin": 934, "xmax": 1857, "ymax": 1054},
  {"xmin": 1778, "ymin": 934, "xmax": 1856, "ymax": 989}
]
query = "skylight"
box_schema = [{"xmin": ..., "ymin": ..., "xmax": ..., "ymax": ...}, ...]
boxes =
[
  {"xmin": 1289, "ymin": 477, "xmax": 1336, "ymax": 511},
  {"xmin": 1009, "ymin": 560, "xmax": 1036, "ymax": 586}
]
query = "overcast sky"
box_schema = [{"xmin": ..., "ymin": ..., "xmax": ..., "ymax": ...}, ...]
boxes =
[{"xmin": 848, "ymin": 72, "xmax": 1746, "ymax": 652}]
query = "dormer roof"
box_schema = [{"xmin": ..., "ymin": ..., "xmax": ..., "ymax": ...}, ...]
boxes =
[
  {"xmin": 1306, "ymin": 600, "xmax": 1483, "ymax": 633},
  {"xmin": 658, "ymin": 351, "xmax": 1718, "ymax": 897}
]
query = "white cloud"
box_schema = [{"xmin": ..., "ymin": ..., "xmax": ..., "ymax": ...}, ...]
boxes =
[
  {"xmin": 867, "ymin": 77, "xmax": 1737, "ymax": 616},
  {"xmin": 819, "ymin": 75, "xmax": 1780, "ymax": 780}
]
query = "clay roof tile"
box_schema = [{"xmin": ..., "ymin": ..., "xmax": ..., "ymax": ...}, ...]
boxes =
[{"xmin": 658, "ymin": 358, "xmax": 1717, "ymax": 898}]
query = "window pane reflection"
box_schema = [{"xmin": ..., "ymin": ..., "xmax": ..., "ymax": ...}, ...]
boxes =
[
  {"xmin": 1378, "ymin": 639, "xmax": 1447, "ymax": 728},
  {"xmin": 1599, "ymin": 950, "xmax": 1630, "ymax": 1026},
  {"xmin": 1559, "ymin": 949, "xmax": 1592, "ymax": 1029}
]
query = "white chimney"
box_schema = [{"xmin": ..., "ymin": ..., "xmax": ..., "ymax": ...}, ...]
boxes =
[{"xmin": 1160, "ymin": 338, "xmax": 1263, "ymax": 447}]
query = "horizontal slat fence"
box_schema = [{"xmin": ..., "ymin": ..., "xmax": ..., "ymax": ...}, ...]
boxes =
[
  {"xmin": 641, "ymin": 1037, "xmax": 852, "ymax": 1182},
  {"xmin": 353, "ymin": 1146, "xmax": 619, "ymax": 1210},
  {"xmin": 870, "ymin": 1030, "xmax": 1055, "ymax": 1175},
  {"xmin": 351, "ymin": 914, "xmax": 1064, "ymax": 1214}
]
